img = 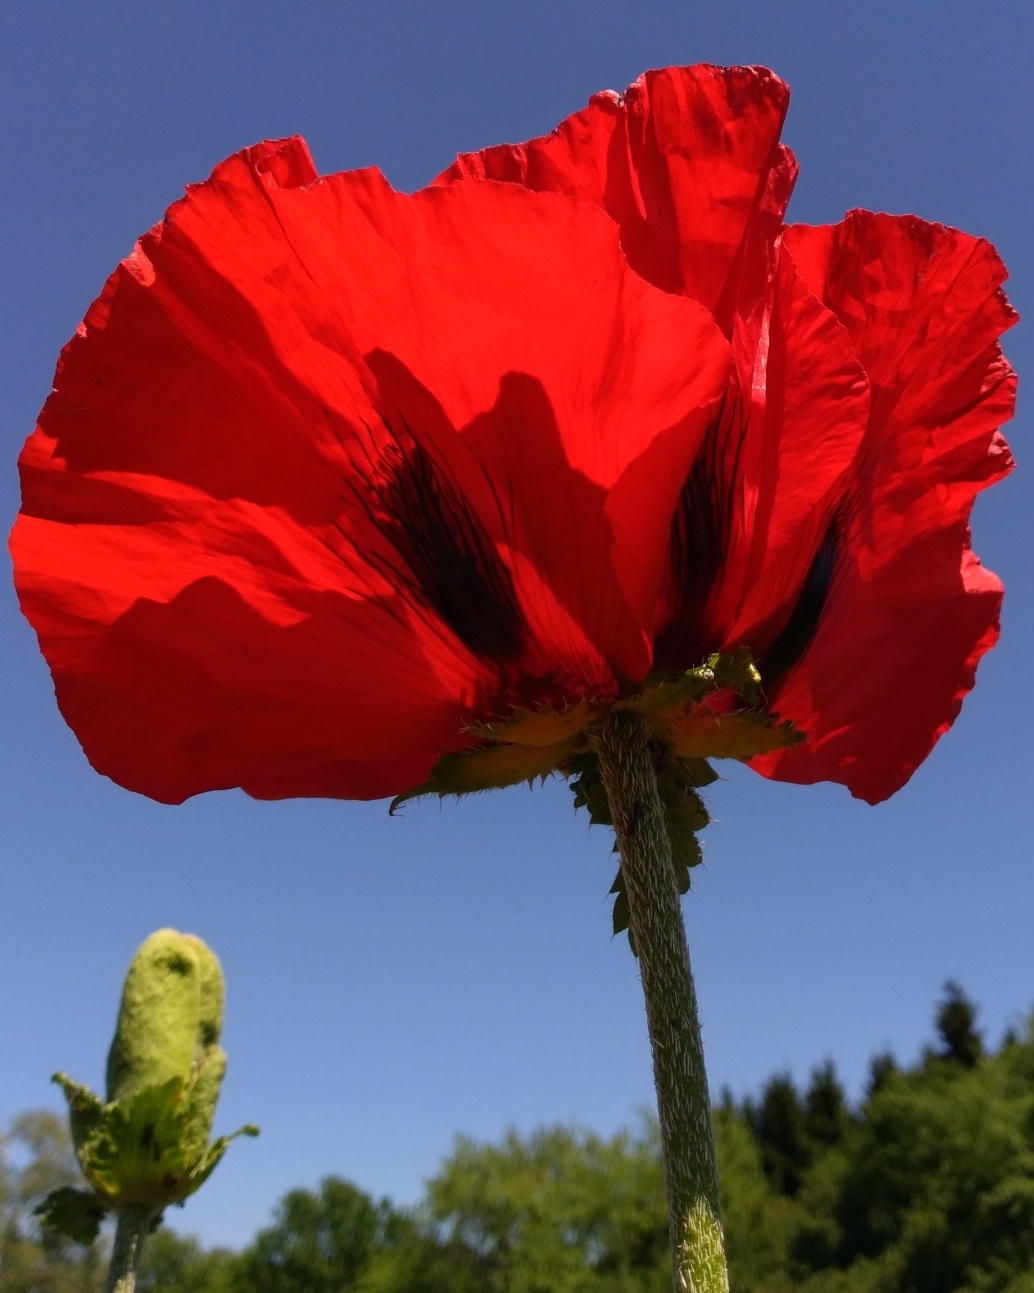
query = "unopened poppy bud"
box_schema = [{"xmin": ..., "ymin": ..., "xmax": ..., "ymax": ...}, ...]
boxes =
[
  {"xmin": 40, "ymin": 930, "xmax": 255, "ymax": 1246},
  {"xmin": 180, "ymin": 1042, "xmax": 228, "ymax": 1167},
  {"xmin": 105, "ymin": 929, "xmax": 225, "ymax": 1105}
]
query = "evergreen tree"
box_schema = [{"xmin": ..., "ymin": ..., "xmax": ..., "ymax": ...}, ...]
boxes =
[
  {"xmin": 804, "ymin": 1061, "xmax": 850, "ymax": 1149},
  {"xmin": 935, "ymin": 979, "xmax": 984, "ymax": 1068},
  {"xmin": 752, "ymin": 1076, "xmax": 811, "ymax": 1197},
  {"xmin": 865, "ymin": 1051, "xmax": 898, "ymax": 1098},
  {"xmin": 10, "ymin": 984, "xmax": 1034, "ymax": 1292}
]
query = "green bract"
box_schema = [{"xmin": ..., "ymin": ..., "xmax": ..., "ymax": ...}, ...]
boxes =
[
  {"xmin": 391, "ymin": 651, "xmax": 801, "ymax": 946},
  {"xmin": 37, "ymin": 930, "xmax": 256, "ymax": 1244}
]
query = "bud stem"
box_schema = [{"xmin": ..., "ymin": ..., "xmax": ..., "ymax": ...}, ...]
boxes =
[
  {"xmin": 589, "ymin": 708, "xmax": 728, "ymax": 1292},
  {"xmin": 104, "ymin": 1206, "xmax": 153, "ymax": 1293}
]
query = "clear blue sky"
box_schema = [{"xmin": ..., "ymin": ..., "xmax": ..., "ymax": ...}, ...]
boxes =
[{"xmin": 1, "ymin": 0, "xmax": 1030, "ymax": 1251}]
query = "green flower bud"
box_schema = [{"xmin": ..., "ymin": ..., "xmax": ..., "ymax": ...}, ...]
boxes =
[
  {"xmin": 41, "ymin": 930, "xmax": 256, "ymax": 1241},
  {"xmin": 105, "ymin": 929, "xmax": 225, "ymax": 1104}
]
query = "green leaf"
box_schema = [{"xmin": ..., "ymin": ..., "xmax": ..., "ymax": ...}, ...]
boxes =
[
  {"xmin": 620, "ymin": 663, "xmax": 717, "ymax": 715},
  {"xmin": 565, "ymin": 752, "xmax": 613, "ymax": 828},
  {"xmin": 601, "ymin": 753, "xmax": 712, "ymax": 954},
  {"xmin": 183, "ymin": 1123, "xmax": 260, "ymax": 1196},
  {"xmin": 81, "ymin": 1077, "xmax": 190, "ymax": 1207},
  {"xmin": 671, "ymin": 832, "xmax": 704, "ymax": 892},
  {"xmin": 609, "ymin": 869, "xmax": 635, "ymax": 955},
  {"xmin": 390, "ymin": 736, "xmax": 578, "ymax": 813},
  {"xmin": 675, "ymin": 757, "xmax": 720, "ymax": 788},
  {"xmin": 468, "ymin": 699, "xmax": 602, "ymax": 746},
  {"xmin": 55, "ymin": 1067, "xmax": 258, "ymax": 1216},
  {"xmin": 622, "ymin": 648, "xmax": 804, "ymax": 762},
  {"xmin": 661, "ymin": 706, "xmax": 803, "ymax": 760},
  {"xmin": 657, "ymin": 753, "xmax": 711, "ymax": 880},
  {"xmin": 34, "ymin": 1186, "xmax": 108, "ymax": 1245},
  {"xmin": 179, "ymin": 1045, "xmax": 227, "ymax": 1165},
  {"xmin": 53, "ymin": 1072, "xmax": 105, "ymax": 1167}
]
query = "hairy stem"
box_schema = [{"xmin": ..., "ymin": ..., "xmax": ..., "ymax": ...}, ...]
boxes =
[
  {"xmin": 104, "ymin": 1207, "xmax": 152, "ymax": 1293},
  {"xmin": 589, "ymin": 708, "xmax": 728, "ymax": 1293}
]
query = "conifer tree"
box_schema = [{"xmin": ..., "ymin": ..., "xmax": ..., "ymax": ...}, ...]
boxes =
[{"xmin": 935, "ymin": 979, "xmax": 984, "ymax": 1068}]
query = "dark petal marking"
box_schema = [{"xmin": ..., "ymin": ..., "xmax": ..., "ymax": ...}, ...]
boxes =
[
  {"xmin": 760, "ymin": 519, "xmax": 841, "ymax": 683},
  {"xmin": 654, "ymin": 391, "xmax": 746, "ymax": 670},
  {"xmin": 358, "ymin": 419, "xmax": 526, "ymax": 663}
]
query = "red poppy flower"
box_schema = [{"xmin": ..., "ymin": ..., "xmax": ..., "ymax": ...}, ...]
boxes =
[
  {"xmin": 438, "ymin": 64, "xmax": 1017, "ymax": 803},
  {"xmin": 11, "ymin": 65, "xmax": 1015, "ymax": 809},
  {"xmin": 10, "ymin": 136, "xmax": 733, "ymax": 804}
]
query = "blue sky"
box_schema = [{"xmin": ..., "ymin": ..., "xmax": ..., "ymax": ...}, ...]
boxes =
[{"xmin": 1, "ymin": 0, "xmax": 1030, "ymax": 1251}]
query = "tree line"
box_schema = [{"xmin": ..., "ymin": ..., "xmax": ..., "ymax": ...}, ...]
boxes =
[{"xmin": 4, "ymin": 982, "xmax": 1033, "ymax": 1292}]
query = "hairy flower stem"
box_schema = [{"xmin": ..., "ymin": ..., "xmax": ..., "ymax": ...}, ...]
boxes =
[
  {"xmin": 589, "ymin": 709, "xmax": 728, "ymax": 1293},
  {"xmin": 104, "ymin": 1207, "xmax": 153, "ymax": 1293}
]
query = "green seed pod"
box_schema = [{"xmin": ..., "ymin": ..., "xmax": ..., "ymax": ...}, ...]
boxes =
[{"xmin": 105, "ymin": 929, "xmax": 225, "ymax": 1104}]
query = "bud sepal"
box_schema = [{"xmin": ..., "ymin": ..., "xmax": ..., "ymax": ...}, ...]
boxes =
[{"xmin": 36, "ymin": 930, "xmax": 256, "ymax": 1249}]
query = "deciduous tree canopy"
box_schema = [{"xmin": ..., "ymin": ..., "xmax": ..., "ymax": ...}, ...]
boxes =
[{"xmin": 7, "ymin": 983, "xmax": 1034, "ymax": 1292}]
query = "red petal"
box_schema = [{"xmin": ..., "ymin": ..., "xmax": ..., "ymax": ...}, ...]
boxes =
[
  {"xmin": 11, "ymin": 138, "xmax": 730, "ymax": 800},
  {"xmin": 13, "ymin": 454, "xmax": 490, "ymax": 805},
  {"xmin": 753, "ymin": 213, "xmax": 1017, "ymax": 801},
  {"xmin": 440, "ymin": 63, "xmax": 824, "ymax": 676},
  {"xmin": 656, "ymin": 244, "xmax": 870, "ymax": 667},
  {"xmin": 438, "ymin": 64, "xmax": 797, "ymax": 330},
  {"xmin": 14, "ymin": 531, "xmax": 472, "ymax": 803},
  {"xmin": 251, "ymin": 157, "xmax": 730, "ymax": 687}
]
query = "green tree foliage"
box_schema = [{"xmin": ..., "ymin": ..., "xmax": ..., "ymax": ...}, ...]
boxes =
[
  {"xmin": 712, "ymin": 1096, "xmax": 798, "ymax": 1290},
  {"xmin": 427, "ymin": 1122, "xmax": 669, "ymax": 1292},
  {"xmin": 0, "ymin": 1110, "xmax": 106, "ymax": 1292},
  {"xmin": 135, "ymin": 1227, "xmax": 238, "ymax": 1292},
  {"xmin": 804, "ymin": 1061, "xmax": 852, "ymax": 1149},
  {"xmin": 834, "ymin": 1037, "xmax": 1034, "ymax": 1290},
  {"xmin": 232, "ymin": 1176, "xmax": 430, "ymax": 1293},
  {"xmin": 749, "ymin": 1075, "xmax": 811, "ymax": 1197},
  {"xmin": 866, "ymin": 1051, "xmax": 899, "ymax": 1098},
  {"xmin": 935, "ymin": 980, "xmax": 985, "ymax": 1069},
  {"xmin": 729, "ymin": 988, "xmax": 1034, "ymax": 1292},
  {"xmin": 10, "ymin": 983, "xmax": 1034, "ymax": 1292}
]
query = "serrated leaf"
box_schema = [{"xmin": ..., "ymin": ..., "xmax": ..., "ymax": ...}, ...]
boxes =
[
  {"xmin": 657, "ymin": 755, "xmax": 709, "ymax": 887},
  {"xmin": 657, "ymin": 706, "xmax": 803, "ymax": 759},
  {"xmin": 82, "ymin": 1077, "xmax": 191, "ymax": 1207},
  {"xmin": 52, "ymin": 1073, "xmax": 104, "ymax": 1167},
  {"xmin": 657, "ymin": 760, "xmax": 710, "ymax": 835},
  {"xmin": 670, "ymin": 832, "xmax": 703, "ymax": 895},
  {"xmin": 620, "ymin": 648, "xmax": 802, "ymax": 765},
  {"xmin": 603, "ymin": 752, "xmax": 710, "ymax": 956},
  {"xmin": 468, "ymin": 699, "xmax": 603, "ymax": 747},
  {"xmin": 184, "ymin": 1123, "xmax": 260, "ymax": 1195},
  {"xmin": 566, "ymin": 752, "xmax": 613, "ymax": 828},
  {"xmin": 620, "ymin": 664, "xmax": 716, "ymax": 715},
  {"xmin": 35, "ymin": 1187, "xmax": 107, "ymax": 1245},
  {"xmin": 77, "ymin": 1078, "xmax": 258, "ymax": 1210},
  {"xmin": 611, "ymin": 878, "xmax": 630, "ymax": 937},
  {"xmin": 390, "ymin": 736, "xmax": 578, "ymax": 813},
  {"xmin": 675, "ymin": 757, "xmax": 719, "ymax": 788},
  {"xmin": 607, "ymin": 868, "xmax": 637, "ymax": 956}
]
